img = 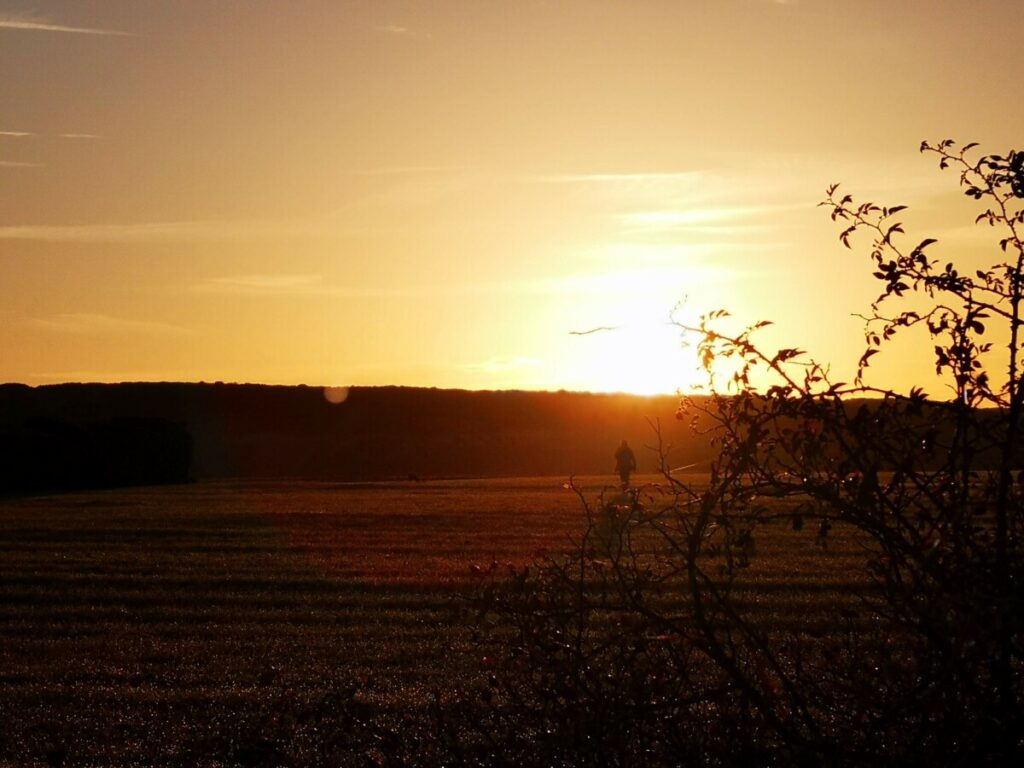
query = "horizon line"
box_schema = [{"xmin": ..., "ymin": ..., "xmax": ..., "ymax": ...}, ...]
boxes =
[{"xmin": 0, "ymin": 378, "xmax": 689, "ymax": 398}]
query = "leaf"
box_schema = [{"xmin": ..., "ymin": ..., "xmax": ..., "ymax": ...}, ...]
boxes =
[{"xmin": 773, "ymin": 348, "xmax": 803, "ymax": 364}]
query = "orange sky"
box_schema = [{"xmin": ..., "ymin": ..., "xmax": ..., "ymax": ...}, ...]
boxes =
[{"xmin": 2, "ymin": 1, "xmax": 1022, "ymax": 394}]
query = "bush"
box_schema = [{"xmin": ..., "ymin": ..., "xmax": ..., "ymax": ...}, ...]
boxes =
[{"xmin": 469, "ymin": 141, "xmax": 1024, "ymax": 766}]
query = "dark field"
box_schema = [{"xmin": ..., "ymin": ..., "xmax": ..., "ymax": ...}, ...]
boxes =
[{"xmin": 0, "ymin": 477, "xmax": 870, "ymax": 766}]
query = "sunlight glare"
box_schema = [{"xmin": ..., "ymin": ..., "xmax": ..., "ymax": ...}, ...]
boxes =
[{"xmin": 570, "ymin": 302, "xmax": 705, "ymax": 396}]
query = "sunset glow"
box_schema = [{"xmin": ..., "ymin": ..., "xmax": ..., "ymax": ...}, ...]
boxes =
[{"xmin": 2, "ymin": 1, "xmax": 1022, "ymax": 394}]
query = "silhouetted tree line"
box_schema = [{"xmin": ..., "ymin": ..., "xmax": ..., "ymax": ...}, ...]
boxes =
[
  {"xmin": 0, "ymin": 416, "xmax": 192, "ymax": 493},
  {"xmin": 0, "ymin": 380, "xmax": 1009, "ymax": 494},
  {"xmin": 0, "ymin": 383, "xmax": 701, "ymax": 483}
]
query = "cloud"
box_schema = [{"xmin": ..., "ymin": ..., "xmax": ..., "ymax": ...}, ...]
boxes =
[
  {"xmin": 462, "ymin": 356, "xmax": 542, "ymax": 374},
  {"xmin": 0, "ymin": 168, "xmax": 770, "ymax": 243},
  {"xmin": 195, "ymin": 274, "xmax": 330, "ymax": 296},
  {"xmin": 28, "ymin": 313, "xmax": 192, "ymax": 336},
  {"xmin": 354, "ymin": 164, "xmax": 472, "ymax": 176},
  {"xmin": 577, "ymin": 240, "xmax": 786, "ymax": 268},
  {"xmin": 0, "ymin": 15, "xmax": 133, "ymax": 36},
  {"xmin": 374, "ymin": 24, "xmax": 429, "ymax": 38},
  {"xmin": 192, "ymin": 258, "xmax": 751, "ymax": 304},
  {"xmin": 0, "ymin": 217, "xmax": 332, "ymax": 243},
  {"xmin": 2, "ymin": 130, "xmax": 99, "ymax": 139},
  {"xmin": 534, "ymin": 265, "xmax": 742, "ymax": 297},
  {"xmin": 530, "ymin": 172, "xmax": 709, "ymax": 201},
  {"xmin": 617, "ymin": 204, "xmax": 805, "ymax": 236},
  {"xmin": 527, "ymin": 169, "xmax": 740, "ymax": 210},
  {"xmin": 536, "ymin": 172, "xmax": 705, "ymax": 184},
  {"xmin": 194, "ymin": 273, "xmax": 454, "ymax": 299},
  {"xmin": 0, "ymin": 160, "xmax": 41, "ymax": 168},
  {"xmin": 621, "ymin": 207, "xmax": 773, "ymax": 227}
]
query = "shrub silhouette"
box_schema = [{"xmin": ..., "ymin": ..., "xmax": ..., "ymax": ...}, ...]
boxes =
[{"xmin": 470, "ymin": 140, "xmax": 1024, "ymax": 765}]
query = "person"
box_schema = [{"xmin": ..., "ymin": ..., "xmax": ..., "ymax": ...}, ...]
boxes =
[{"xmin": 614, "ymin": 439, "xmax": 636, "ymax": 488}]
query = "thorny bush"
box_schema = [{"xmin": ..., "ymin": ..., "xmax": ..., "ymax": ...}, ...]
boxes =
[{"xmin": 468, "ymin": 141, "xmax": 1024, "ymax": 767}]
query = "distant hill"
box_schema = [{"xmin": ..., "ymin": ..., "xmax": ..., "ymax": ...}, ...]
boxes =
[{"xmin": 0, "ymin": 383, "xmax": 704, "ymax": 490}]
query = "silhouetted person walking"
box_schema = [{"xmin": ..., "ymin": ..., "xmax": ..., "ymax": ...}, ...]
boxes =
[{"xmin": 615, "ymin": 439, "xmax": 636, "ymax": 488}]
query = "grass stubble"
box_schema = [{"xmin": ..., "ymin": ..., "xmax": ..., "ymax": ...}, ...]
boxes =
[{"xmin": 0, "ymin": 476, "xmax": 869, "ymax": 766}]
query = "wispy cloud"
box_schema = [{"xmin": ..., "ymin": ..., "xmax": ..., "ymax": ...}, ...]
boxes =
[
  {"xmin": 0, "ymin": 15, "xmax": 133, "ymax": 36},
  {"xmin": 617, "ymin": 204, "xmax": 803, "ymax": 236},
  {"xmin": 193, "ymin": 262, "xmax": 744, "ymax": 302},
  {"xmin": 529, "ymin": 167, "xmax": 811, "ymax": 211},
  {"xmin": 537, "ymin": 172, "xmax": 705, "ymax": 184},
  {"xmin": 195, "ymin": 274, "xmax": 331, "ymax": 297},
  {"xmin": 374, "ymin": 23, "xmax": 430, "ymax": 38},
  {"xmin": 0, "ymin": 218, "xmax": 332, "ymax": 243},
  {"xmin": 462, "ymin": 356, "xmax": 541, "ymax": 374},
  {"xmin": 2, "ymin": 130, "xmax": 99, "ymax": 139},
  {"xmin": 535, "ymin": 265, "xmax": 742, "ymax": 296},
  {"xmin": 527, "ymin": 169, "xmax": 724, "ymax": 209},
  {"xmin": 575, "ymin": 241, "xmax": 786, "ymax": 270},
  {"xmin": 621, "ymin": 207, "xmax": 771, "ymax": 227},
  {"xmin": 28, "ymin": 313, "xmax": 191, "ymax": 336},
  {"xmin": 0, "ymin": 160, "xmax": 41, "ymax": 168},
  {"xmin": 194, "ymin": 273, "xmax": 449, "ymax": 299},
  {"xmin": 353, "ymin": 164, "xmax": 472, "ymax": 176}
]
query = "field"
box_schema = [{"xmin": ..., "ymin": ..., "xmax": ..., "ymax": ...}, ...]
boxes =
[{"xmin": 0, "ymin": 476, "xmax": 870, "ymax": 766}]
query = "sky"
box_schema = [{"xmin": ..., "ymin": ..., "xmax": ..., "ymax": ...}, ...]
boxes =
[{"xmin": 2, "ymin": 0, "xmax": 1022, "ymax": 395}]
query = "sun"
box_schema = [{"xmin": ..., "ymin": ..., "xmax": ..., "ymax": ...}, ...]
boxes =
[{"xmin": 570, "ymin": 314, "xmax": 704, "ymax": 396}]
